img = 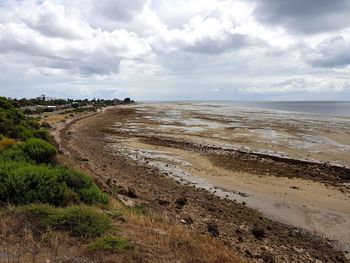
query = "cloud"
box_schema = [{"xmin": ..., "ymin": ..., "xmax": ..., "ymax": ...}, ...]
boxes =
[
  {"xmin": 210, "ymin": 88, "xmax": 220, "ymax": 92},
  {"xmin": 0, "ymin": 1, "xmax": 153, "ymax": 77},
  {"xmin": 305, "ymin": 35, "xmax": 350, "ymax": 68},
  {"xmin": 151, "ymin": 12, "xmax": 267, "ymax": 55},
  {"xmin": 185, "ymin": 32, "xmax": 265, "ymax": 54},
  {"xmin": 18, "ymin": 1, "xmax": 85, "ymax": 39},
  {"xmin": 253, "ymin": 0, "xmax": 350, "ymax": 34},
  {"xmin": 243, "ymin": 78, "xmax": 350, "ymax": 94},
  {"xmin": 93, "ymin": 0, "xmax": 147, "ymax": 22},
  {"xmin": 0, "ymin": 0, "xmax": 350, "ymax": 100}
]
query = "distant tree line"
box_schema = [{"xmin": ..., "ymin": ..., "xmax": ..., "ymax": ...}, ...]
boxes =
[{"xmin": 7, "ymin": 95, "xmax": 135, "ymax": 108}]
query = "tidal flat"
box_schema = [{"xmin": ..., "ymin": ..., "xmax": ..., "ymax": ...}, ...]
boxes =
[
  {"xmin": 58, "ymin": 103, "xmax": 350, "ymax": 262},
  {"xmin": 108, "ymin": 103, "xmax": 350, "ymax": 251}
]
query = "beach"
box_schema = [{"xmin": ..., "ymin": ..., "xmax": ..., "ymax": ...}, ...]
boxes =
[{"xmin": 57, "ymin": 103, "xmax": 350, "ymax": 262}]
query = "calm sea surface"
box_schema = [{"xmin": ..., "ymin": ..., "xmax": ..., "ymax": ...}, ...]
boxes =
[{"xmin": 206, "ymin": 101, "xmax": 350, "ymax": 116}]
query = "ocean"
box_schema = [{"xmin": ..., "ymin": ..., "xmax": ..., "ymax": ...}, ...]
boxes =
[{"xmin": 205, "ymin": 101, "xmax": 350, "ymax": 116}]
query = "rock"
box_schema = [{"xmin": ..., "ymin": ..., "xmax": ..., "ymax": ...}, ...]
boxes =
[
  {"xmin": 207, "ymin": 205, "xmax": 216, "ymax": 212},
  {"xmin": 252, "ymin": 224, "xmax": 266, "ymax": 239},
  {"xmin": 180, "ymin": 217, "xmax": 193, "ymax": 225},
  {"xmin": 238, "ymin": 192, "xmax": 249, "ymax": 197},
  {"xmin": 108, "ymin": 178, "xmax": 118, "ymax": 186},
  {"xmin": 245, "ymin": 249, "xmax": 253, "ymax": 257},
  {"xmin": 237, "ymin": 236, "xmax": 244, "ymax": 242},
  {"xmin": 127, "ymin": 187, "xmax": 137, "ymax": 198},
  {"xmin": 158, "ymin": 199, "xmax": 170, "ymax": 206},
  {"xmin": 261, "ymin": 251, "xmax": 275, "ymax": 263},
  {"xmin": 175, "ymin": 197, "xmax": 187, "ymax": 207},
  {"xmin": 118, "ymin": 187, "xmax": 137, "ymax": 198},
  {"xmin": 207, "ymin": 222, "xmax": 219, "ymax": 237},
  {"xmin": 117, "ymin": 186, "xmax": 128, "ymax": 196},
  {"xmin": 335, "ymin": 255, "xmax": 346, "ymax": 262}
]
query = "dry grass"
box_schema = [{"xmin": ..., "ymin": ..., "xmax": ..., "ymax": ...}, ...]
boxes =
[
  {"xmin": 0, "ymin": 195, "xmax": 244, "ymax": 263},
  {"xmin": 113, "ymin": 199, "xmax": 245, "ymax": 263}
]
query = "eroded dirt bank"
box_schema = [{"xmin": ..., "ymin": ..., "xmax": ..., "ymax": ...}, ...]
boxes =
[{"xmin": 58, "ymin": 105, "xmax": 349, "ymax": 262}]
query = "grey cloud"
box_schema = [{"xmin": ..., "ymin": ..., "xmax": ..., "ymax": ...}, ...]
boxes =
[
  {"xmin": 186, "ymin": 33, "xmax": 266, "ymax": 54},
  {"xmin": 0, "ymin": 27, "xmax": 52, "ymax": 57},
  {"xmin": 0, "ymin": 25, "xmax": 122, "ymax": 76},
  {"xmin": 305, "ymin": 36, "xmax": 350, "ymax": 68},
  {"xmin": 22, "ymin": 13, "xmax": 82, "ymax": 40},
  {"xmin": 94, "ymin": 0, "xmax": 147, "ymax": 22},
  {"xmin": 253, "ymin": 0, "xmax": 350, "ymax": 34}
]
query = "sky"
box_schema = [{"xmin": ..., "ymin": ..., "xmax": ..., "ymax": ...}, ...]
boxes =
[{"xmin": 0, "ymin": 0, "xmax": 350, "ymax": 100}]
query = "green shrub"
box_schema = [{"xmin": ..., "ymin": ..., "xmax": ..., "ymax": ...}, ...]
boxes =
[
  {"xmin": 0, "ymin": 161, "xmax": 107, "ymax": 206},
  {"xmin": 49, "ymin": 206, "xmax": 111, "ymax": 237},
  {"xmin": 17, "ymin": 138, "xmax": 57, "ymax": 163},
  {"xmin": 0, "ymin": 97, "xmax": 53, "ymax": 142},
  {"xmin": 16, "ymin": 204, "xmax": 56, "ymax": 232},
  {"xmin": 17, "ymin": 204, "xmax": 111, "ymax": 237},
  {"xmin": 57, "ymin": 167, "xmax": 108, "ymax": 205},
  {"xmin": 88, "ymin": 236, "xmax": 134, "ymax": 253},
  {"xmin": 0, "ymin": 161, "xmax": 72, "ymax": 205},
  {"xmin": 79, "ymin": 186, "xmax": 109, "ymax": 205},
  {"xmin": 0, "ymin": 149, "xmax": 29, "ymax": 162}
]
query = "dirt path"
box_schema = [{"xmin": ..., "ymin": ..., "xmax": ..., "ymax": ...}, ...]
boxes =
[{"xmin": 58, "ymin": 106, "xmax": 349, "ymax": 262}]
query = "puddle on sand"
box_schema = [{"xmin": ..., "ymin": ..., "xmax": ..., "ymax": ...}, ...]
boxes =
[
  {"xmin": 108, "ymin": 140, "xmax": 350, "ymax": 252},
  {"xmin": 114, "ymin": 103, "xmax": 350, "ymax": 166}
]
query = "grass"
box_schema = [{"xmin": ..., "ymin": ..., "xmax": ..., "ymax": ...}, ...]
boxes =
[
  {"xmin": 111, "ymin": 198, "xmax": 245, "ymax": 263},
  {"xmin": 88, "ymin": 236, "xmax": 134, "ymax": 253},
  {"xmin": 17, "ymin": 204, "xmax": 112, "ymax": 237}
]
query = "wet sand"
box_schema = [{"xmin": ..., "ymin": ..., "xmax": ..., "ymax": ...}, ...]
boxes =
[
  {"xmin": 108, "ymin": 103, "xmax": 350, "ymax": 252},
  {"xmin": 115, "ymin": 139, "xmax": 350, "ymax": 251},
  {"xmin": 58, "ymin": 104, "xmax": 350, "ymax": 262}
]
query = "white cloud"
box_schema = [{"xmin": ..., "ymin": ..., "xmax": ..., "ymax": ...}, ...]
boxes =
[
  {"xmin": 0, "ymin": 0, "xmax": 349, "ymax": 99},
  {"xmin": 242, "ymin": 78, "xmax": 350, "ymax": 94}
]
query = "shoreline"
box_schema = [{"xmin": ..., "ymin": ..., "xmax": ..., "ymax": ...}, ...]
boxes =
[{"xmin": 56, "ymin": 105, "xmax": 349, "ymax": 262}]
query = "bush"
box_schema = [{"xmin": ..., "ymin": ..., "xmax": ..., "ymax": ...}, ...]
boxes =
[
  {"xmin": 17, "ymin": 204, "xmax": 111, "ymax": 237},
  {"xmin": 0, "ymin": 161, "xmax": 108, "ymax": 206},
  {"xmin": 0, "ymin": 148, "xmax": 29, "ymax": 162},
  {"xmin": 0, "ymin": 97, "xmax": 53, "ymax": 142},
  {"xmin": 0, "ymin": 161, "xmax": 72, "ymax": 205},
  {"xmin": 17, "ymin": 138, "xmax": 57, "ymax": 163},
  {"xmin": 41, "ymin": 121, "xmax": 52, "ymax": 129},
  {"xmin": 16, "ymin": 204, "xmax": 56, "ymax": 232},
  {"xmin": 88, "ymin": 236, "xmax": 134, "ymax": 253},
  {"xmin": 57, "ymin": 167, "xmax": 108, "ymax": 205},
  {"xmin": 50, "ymin": 206, "xmax": 111, "ymax": 237}
]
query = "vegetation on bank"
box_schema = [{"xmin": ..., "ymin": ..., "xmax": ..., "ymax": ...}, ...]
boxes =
[
  {"xmin": 0, "ymin": 97, "xmax": 107, "ymax": 206},
  {"xmin": 0, "ymin": 97, "xmax": 52, "ymax": 141},
  {"xmin": 88, "ymin": 236, "xmax": 134, "ymax": 253},
  {"xmin": 17, "ymin": 204, "xmax": 112, "ymax": 237},
  {"xmin": 0, "ymin": 96, "xmax": 245, "ymax": 262},
  {"xmin": 0, "ymin": 97, "xmax": 116, "ymax": 253}
]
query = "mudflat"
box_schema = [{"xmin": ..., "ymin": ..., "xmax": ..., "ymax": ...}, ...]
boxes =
[{"xmin": 58, "ymin": 103, "xmax": 350, "ymax": 262}]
